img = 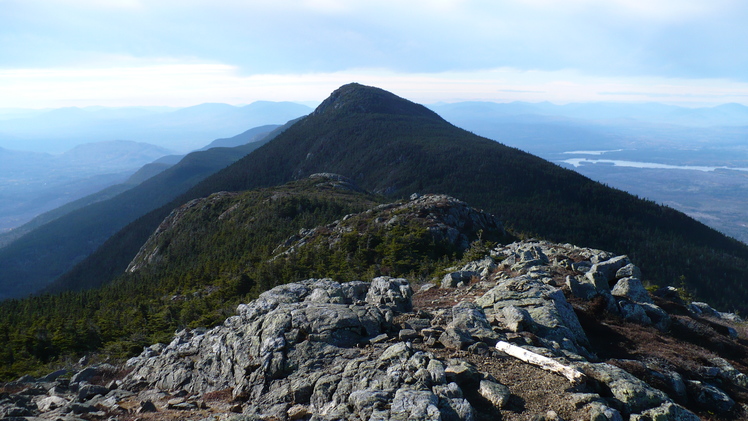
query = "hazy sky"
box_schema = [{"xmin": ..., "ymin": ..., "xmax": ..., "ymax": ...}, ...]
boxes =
[{"xmin": 2, "ymin": 0, "xmax": 748, "ymax": 108}]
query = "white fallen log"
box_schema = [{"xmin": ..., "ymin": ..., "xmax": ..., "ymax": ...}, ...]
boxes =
[{"xmin": 495, "ymin": 341, "xmax": 586, "ymax": 385}]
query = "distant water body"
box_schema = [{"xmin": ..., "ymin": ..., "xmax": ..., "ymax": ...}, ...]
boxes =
[
  {"xmin": 562, "ymin": 149, "xmax": 624, "ymax": 155},
  {"xmin": 560, "ymin": 158, "xmax": 748, "ymax": 173}
]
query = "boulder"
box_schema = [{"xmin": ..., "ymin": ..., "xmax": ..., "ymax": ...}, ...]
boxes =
[
  {"xmin": 640, "ymin": 303, "xmax": 671, "ymax": 331},
  {"xmin": 459, "ymin": 256, "xmax": 497, "ymax": 278},
  {"xmin": 629, "ymin": 401, "xmax": 700, "ymax": 421},
  {"xmin": 449, "ymin": 301, "xmax": 499, "ymax": 344},
  {"xmin": 478, "ymin": 380, "xmax": 510, "ymax": 409},
  {"xmin": 476, "ymin": 275, "xmax": 589, "ymax": 352},
  {"xmin": 618, "ymin": 300, "xmax": 653, "ymax": 326},
  {"xmin": 686, "ymin": 380, "xmax": 734, "ymax": 414},
  {"xmin": 501, "ymin": 305, "xmax": 534, "ymax": 333},
  {"xmin": 586, "ymin": 402, "xmax": 623, "ymax": 421},
  {"xmin": 37, "ymin": 396, "xmax": 69, "ymax": 413},
  {"xmin": 445, "ymin": 360, "xmax": 482, "ymax": 387},
  {"xmin": 390, "ymin": 389, "xmax": 441, "ymax": 420},
  {"xmin": 70, "ymin": 363, "xmax": 116, "ymax": 385},
  {"xmin": 615, "ymin": 263, "xmax": 642, "ymax": 281},
  {"xmin": 689, "ymin": 302, "xmax": 720, "ymax": 318},
  {"xmin": 663, "ymin": 371, "xmax": 687, "ymax": 402},
  {"xmin": 38, "ymin": 369, "xmax": 68, "ymax": 383},
  {"xmin": 578, "ymin": 362, "xmax": 668, "ymax": 414},
  {"xmin": 585, "ymin": 255, "xmax": 631, "ymax": 290},
  {"xmin": 566, "ymin": 275, "xmax": 599, "ymax": 300},
  {"xmin": 366, "ymin": 276, "xmax": 413, "ymax": 313},
  {"xmin": 709, "ymin": 356, "xmax": 748, "ymax": 388},
  {"xmin": 611, "ymin": 278, "xmax": 653, "ymax": 304},
  {"xmin": 441, "ymin": 271, "xmax": 477, "ymax": 288},
  {"xmin": 78, "ymin": 384, "xmax": 110, "ymax": 402}
]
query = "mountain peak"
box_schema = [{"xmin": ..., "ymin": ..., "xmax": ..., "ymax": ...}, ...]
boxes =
[{"xmin": 312, "ymin": 83, "xmax": 443, "ymax": 120}]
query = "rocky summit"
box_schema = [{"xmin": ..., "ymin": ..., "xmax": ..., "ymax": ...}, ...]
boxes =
[
  {"xmin": 4, "ymin": 238, "xmax": 748, "ymax": 420},
  {"xmin": 3, "ymin": 192, "xmax": 748, "ymax": 420}
]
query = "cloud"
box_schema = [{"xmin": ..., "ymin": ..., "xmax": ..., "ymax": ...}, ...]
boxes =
[
  {"xmin": 2, "ymin": 0, "xmax": 747, "ymax": 79},
  {"xmin": 3, "ymin": 63, "xmax": 747, "ymax": 108},
  {"xmin": 1, "ymin": 0, "xmax": 747, "ymax": 107}
]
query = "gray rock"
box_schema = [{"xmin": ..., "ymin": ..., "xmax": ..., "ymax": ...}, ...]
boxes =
[
  {"xmin": 399, "ymin": 329, "xmax": 419, "ymax": 341},
  {"xmin": 439, "ymin": 326, "xmax": 474, "ymax": 350},
  {"xmin": 450, "ymin": 301, "xmax": 498, "ymax": 343},
  {"xmin": 170, "ymin": 401, "xmax": 199, "ymax": 410},
  {"xmin": 467, "ymin": 341, "xmax": 491, "ymax": 356},
  {"xmin": 618, "ymin": 299, "xmax": 653, "ymax": 325},
  {"xmin": 432, "ymin": 382, "xmax": 463, "ymax": 399},
  {"xmin": 459, "ymin": 257, "xmax": 497, "ymax": 278},
  {"xmin": 709, "ymin": 356, "xmax": 748, "ymax": 388},
  {"xmin": 380, "ymin": 342, "xmax": 412, "ymax": 361},
  {"xmin": 720, "ymin": 312, "xmax": 744, "ymax": 323},
  {"xmin": 476, "ymin": 275, "xmax": 589, "ymax": 352},
  {"xmin": 686, "ymin": 380, "xmax": 735, "ymax": 414},
  {"xmin": 445, "ymin": 360, "xmax": 481, "ymax": 387},
  {"xmin": 478, "ymin": 380, "xmax": 510, "ymax": 409},
  {"xmin": 139, "ymin": 400, "xmax": 158, "ymax": 413},
  {"xmin": 77, "ymin": 384, "xmax": 110, "ymax": 402},
  {"xmin": 663, "ymin": 371, "xmax": 687, "ymax": 402},
  {"xmin": 38, "ymin": 369, "xmax": 68, "ymax": 383},
  {"xmin": 70, "ymin": 402, "xmax": 98, "ymax": 414},
  {"xmin": 640, "ymin": 303, "xmax": 671, "ymax": 331},
  {"xmin": 567, "ymin": 392, "xmax": 604, "ymax": 409},
  {"xmin": 585, "ymin": 255, "xmax": 631, "ymax": 291},
  {"xmin": 419, "ymin": 283, "xmax": 437, "ymax": 292},
  {"xmin": 70, "ymin": 363, "xmax": 116, "ymax": 385},
  {"xmin": 689, "ymin": 302, "xmax": 720, "ymax": 318},
  {"xmin": 566, "ymin": 275, "xmax": 598, "ymax": 300},
  {"xmin": 37, "ymin": 395, "xmax": 69, "ymax": 412},
  {"xmin": 406, "ymin": 318, "xmax": 432, "ymax": 331},
  {"xmin": 578, "ymin": 362, "xmax": 668, "ymax": 414},
  {"xmin": 427, "ymin": 360, "xmax": 447, "ymax": 385},
  {"xmin": 629, "ymin": 401, "xmax": 700, "ymax": 421},
  {"xmin": 288, "ymin": 404, "xmax": 310, "ymax": 420},
  {"xmin": 439, "ymin": 397, "xmax": 476, "ymax": 421},
  {"xmin": 126, "ymin": 274, "xmax": 483, "ymax": 418},
  {"xmin": 586, "ymin": 401, "xmax": 623, "ymax": 421},
  {"xmin": 501, "ymin": 305, "xmax": 534, "ymax": 333},
  {"xmin": 615, "ymin": 263, "xmax": 642, "ymax": 280},
  {"xmin": 15, "ymin": 374, "xmax": 36, "ymax": 383},
  {"xmin": 2, "ymin": 405, "xmax": 33, "ymax": 417},
  {"xmin": 611, "ymin": 278, "xmax": 653, "ymax": 304},
  {"xmin": 391, "ymin": 389, "xmax": 441, "ymax": 420},
  {"xmin": 441, "ymin": 271, "xmax": 478, "ymax": 288},
  {"xmin": 366, "ymin": 276, "xmax": 413, "ymax": 312},
  {"xmin": 572, "ymin": 260, "xmax": 592, "ymax": 273}
]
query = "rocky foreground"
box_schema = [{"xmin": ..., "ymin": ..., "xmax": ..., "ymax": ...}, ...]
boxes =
[{"xmin": 3, "ymin": 196, "xmax": 748, "ymax": 420}]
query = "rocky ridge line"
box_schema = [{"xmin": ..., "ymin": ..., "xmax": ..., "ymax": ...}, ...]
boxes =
[{"xmin": 3, "ymin": 196, "xmax": 748, "ymax": 420}]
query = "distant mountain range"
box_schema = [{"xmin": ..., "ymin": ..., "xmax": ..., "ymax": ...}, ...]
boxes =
[
  {"xmin": 0, "ymin": 101, "xmax": 312, "ymax": 153},
  {"xmin": 0, "ymin": 101, "xmax": 311, "ymax": 234},
  {"xmin": 0, "ymin": 140, "xmax": 172, "ymax": 233},
  {"xmin": 0, "ymin": 123, "xmax": 295, "ymax": 300},
  {"xmin": 429, "ymin": 100, "xmax": 748, "ymax": 128},
  {"xmin": 198, "ymin": 124, "xmax": 280, "ymax": 151}
]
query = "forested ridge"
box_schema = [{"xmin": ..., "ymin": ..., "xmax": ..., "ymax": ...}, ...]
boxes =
[
  {"xmin": 55, "ymin": 83, "xmax": 748, "ymax": 311},
  {"xmin": 3, "ymin": 82, "xmax": 748, "ymax": 379},
  {"xmin": 0, "ymin": 179, "xmax": 498, "ymax": 379}
]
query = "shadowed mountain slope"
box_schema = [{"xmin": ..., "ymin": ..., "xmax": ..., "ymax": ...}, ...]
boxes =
[
  {"xmin": 0, "ymin": 124, "xmax": 297, "ymax": 300},
  {"xmin": 52, "ymin": 83, "xmax": 748, "ymax": 311}
]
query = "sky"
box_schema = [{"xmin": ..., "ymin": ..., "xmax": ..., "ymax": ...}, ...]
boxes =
[{"xmin": 2, "ymin": 0, "xmax": 748, "ymax": 108}]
